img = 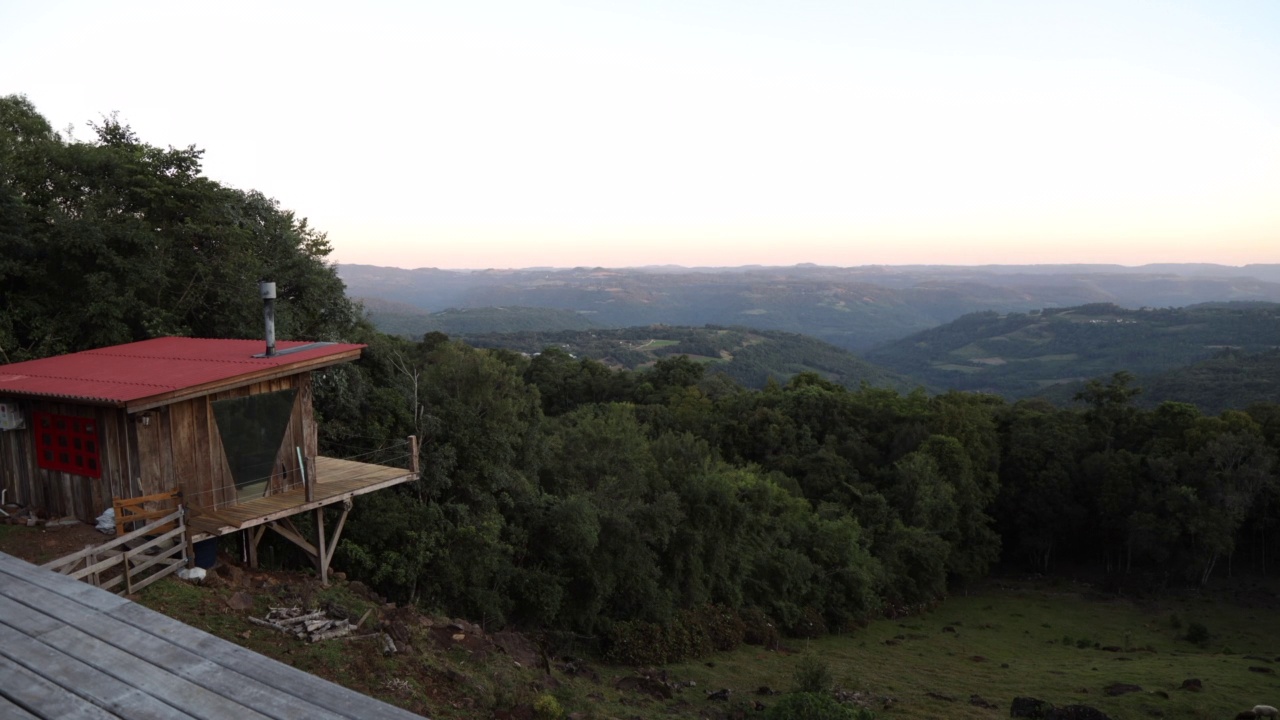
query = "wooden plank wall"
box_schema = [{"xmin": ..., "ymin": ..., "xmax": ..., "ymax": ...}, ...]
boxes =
[
  {"xmin": 159, "ymin": 373, "xmax": 314, "ymax": 513},
  {"xmin": 0, "ymin": 401, "xmax": 130, "ymax": 523},
  {"xmin": 0, "ymin": 371, "xmax": 318, "ymax": 521}
]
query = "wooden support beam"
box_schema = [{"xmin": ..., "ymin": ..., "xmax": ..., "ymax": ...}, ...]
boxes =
[
  {"xmin": 246, "ymin": 525, "xmax": 266, "ymax": 569},
  {"xmin": 323, "ymin": 499, "xmax": 352, "ymax": 572},
  {"xmin": 266, "ymin": 519, "xmax": 318, "ymax": 560},
  {"xmin": 315, "ymin": 507, "xmax": 327, "ymax": 585}
]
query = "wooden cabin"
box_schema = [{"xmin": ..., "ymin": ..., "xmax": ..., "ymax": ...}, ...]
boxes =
[{"xmin": 0, "ymin": 337, "xmax": 417, "ymax": 580}]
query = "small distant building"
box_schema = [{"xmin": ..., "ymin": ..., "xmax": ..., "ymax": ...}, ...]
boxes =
[{"xmin": 0, "ymin": 336, "xmax": 416, "ymax": 580}]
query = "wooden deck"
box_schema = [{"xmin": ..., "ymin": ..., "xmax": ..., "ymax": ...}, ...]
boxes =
[
  {"xmin": 0, "ymin": 551, "xmax": 425, "ymax": 719},
  {"xmin": 188, "ymin": 456, "xmax": 415, "ymax": 541}
]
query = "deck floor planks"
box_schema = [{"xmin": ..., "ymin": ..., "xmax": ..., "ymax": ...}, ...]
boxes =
[
  {"xmin": 40, "ymin": 626, "xmax": 270, "ymax": 720},
  {"xmin": 0, "ymin": 589, "xmax": 349, "ymax": 720},
  {"xmin": 0, "ymin": 590, "xmax": 66, "ymax": 636},
  {"xmin": 0, "ymin": 655, "xmax": 121, "ymax": 720},
  {"xmin": 0, "ymin": 694, "xmax": 42, "ymax": 720},
  {"xmin": 0, "ymin": 552, "xmax": 425, "ymax": 720},
  {"xmin": 189, "ymin": 456, "xmax": 414, "ymax": 539},
  {"xmin": 0, "ymin": 623, "xmax": 194, "ymax": 720}
]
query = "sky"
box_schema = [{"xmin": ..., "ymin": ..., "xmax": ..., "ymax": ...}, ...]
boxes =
[{"xmin": 3, "ymin": 0, "xmax": 1279, "ymax": 269}]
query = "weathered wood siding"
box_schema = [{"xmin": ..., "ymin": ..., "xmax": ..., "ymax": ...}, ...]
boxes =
[
  {"xmin": 0, "ymin": 373, "xmax": 318, "ymax": 521},
  {"xmin": 139, "ymin": 373, "xmax": 315, "ymax": 514},
  {"xmin": 0, "ymin": 401, "xmax": 131, "ymax": 522}
]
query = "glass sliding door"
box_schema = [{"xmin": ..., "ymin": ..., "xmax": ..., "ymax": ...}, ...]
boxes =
[{"xmin": 211, "ymin": 388, "xmax": 298, "ymax": 503}]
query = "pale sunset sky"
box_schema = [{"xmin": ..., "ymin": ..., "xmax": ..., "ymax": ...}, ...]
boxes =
[{"xmin": 3, "ymin": 1, "xmax": 1278, "ymax": 269}]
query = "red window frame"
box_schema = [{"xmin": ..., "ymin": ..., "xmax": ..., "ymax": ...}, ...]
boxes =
[{"xmin": 34, "ymin": 412, "xmax": 101, "ymax": 478}]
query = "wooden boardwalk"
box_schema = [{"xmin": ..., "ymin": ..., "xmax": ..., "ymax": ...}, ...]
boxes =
[
  {"xmin": 0, "ymin": 551, "xmax": 426, "ymax": 719},
  {"xmin": 188, "ymin": 456, "xmax": 416, "ymax": 540}
]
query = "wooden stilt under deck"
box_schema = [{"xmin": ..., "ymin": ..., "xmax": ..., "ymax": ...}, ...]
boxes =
[
  {"xmin": 189, "ymin": 445, "xmax": 418, "ymax": 582},
  {"xmin": 315, "ymin": 508, "xmax": 326, "ymax": 583}
]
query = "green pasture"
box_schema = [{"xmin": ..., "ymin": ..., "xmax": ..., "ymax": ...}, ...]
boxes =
[
  {"xmin": 130, "ymin": 573, "xmax": 1280, "ymax": 720},
  {"xmin": 581, "ymin": 580, "xmax": 1280, "ymax": 719}
]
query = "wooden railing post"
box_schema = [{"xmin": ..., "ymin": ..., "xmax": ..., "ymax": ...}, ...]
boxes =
[
  {"xmin": 409, "ymin": 435, "xmax": 419, "ymax": 475},
  {"xmin": 124, "ymin": 547, "xmax": 134, "ymax": 595},
  {"xmin": 178, "ymin": 486, "xmax": 194, "ymax": 569},
  {"xmin": 299, "ymin": 446, "xmax": 313, "ymax": 502}
]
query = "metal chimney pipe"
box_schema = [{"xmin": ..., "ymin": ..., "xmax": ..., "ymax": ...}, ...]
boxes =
[{"xmin": 260, "ymin": 281, "xmax": 277, "ymax": 357}]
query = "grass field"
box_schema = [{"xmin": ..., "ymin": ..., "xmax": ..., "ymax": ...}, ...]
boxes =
[
  {"xmin": 115, "ymin": 560, "xmax": 1280, "ymax": 719},
  {"xmin": 584, "ymin": 577, "xmax": 1280, "ymax": 719}
]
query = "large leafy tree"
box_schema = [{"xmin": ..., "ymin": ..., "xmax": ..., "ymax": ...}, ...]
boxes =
[{"xmin": 0, "ymin": 94, "xmax": 356, "ymax": 361}]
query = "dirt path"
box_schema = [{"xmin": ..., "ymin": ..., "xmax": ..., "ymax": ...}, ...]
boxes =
[{"xmin": 0, "ymin": 522, "xmax": 112, "ymax": 565}]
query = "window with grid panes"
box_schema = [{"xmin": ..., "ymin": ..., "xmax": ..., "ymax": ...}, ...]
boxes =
[{"xmin": 34, "ymin": 412, "xmax": 101, "ymax": 478}]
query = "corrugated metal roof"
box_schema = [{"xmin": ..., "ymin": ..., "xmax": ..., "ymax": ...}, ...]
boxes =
[{"xmin": 0, "ymin": 337, "xmax": 365, "ymax": 408}]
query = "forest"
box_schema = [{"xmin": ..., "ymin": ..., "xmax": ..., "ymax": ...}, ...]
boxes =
[{"xmin": 4, "ymin": 93, "xmax": 1280, "ymax": 667}]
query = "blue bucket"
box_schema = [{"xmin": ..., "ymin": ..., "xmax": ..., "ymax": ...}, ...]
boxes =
[{"xmin": 193, "ymin": 538, "xmax": 218, "ymax": 569}]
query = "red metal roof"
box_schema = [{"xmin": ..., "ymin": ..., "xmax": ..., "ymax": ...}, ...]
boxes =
[{"xmin": 0, "ymin": 338, "xmax": 365, "ymax": 409}]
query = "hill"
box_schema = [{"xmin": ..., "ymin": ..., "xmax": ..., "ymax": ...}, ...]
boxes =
[
  {"xmin": 462, "ymin": 325, "xmax": 914, "ymax": 391},
  {"xmin": 863, "ymin": 302, "xmax": 1280, "ymax": 400},
  {"xmin": 358, "ymin": 298, "xmax": 596, "ymax": 336},
  {"xmin": 1139, "ymin": 349, "xmax": 1280, "ymax": 414},
  {"xmin": 339, "ymin": 263, "xmax": 1280, "ymax": 352}
]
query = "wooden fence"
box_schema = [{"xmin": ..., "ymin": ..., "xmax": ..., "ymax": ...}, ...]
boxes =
[
  {"xmin": 42, "ymin": 506, "xmax": 188, "ymax": 594},
  {"xmin": 114, "ymin": 489, "xmax": 182, "ymax": 536}
]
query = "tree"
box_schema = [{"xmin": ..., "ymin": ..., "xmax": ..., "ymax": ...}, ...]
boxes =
[
  {"xmin": 995, "ymin": 400, "xmax": 1087, "ymax": 571},
  {"xmin": 1075, "ymin": 371, "xmax": 1142, "ymax": 452},
  {"xmin": 0, "ymin": 94, "xmax": 357, "ymax": 361}
]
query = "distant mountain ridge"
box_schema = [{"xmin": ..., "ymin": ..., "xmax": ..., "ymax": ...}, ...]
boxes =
[
  {"xmin": 864, "ymin": 302, "xmax": 1280, "ymax": 400},
  {"xmin": 357, "ymin": 300, "xmax": 596, "ymax": 336},
  {"xmin": 340, "ymin": 263, "xmax": 1280, "ymax": 351}
]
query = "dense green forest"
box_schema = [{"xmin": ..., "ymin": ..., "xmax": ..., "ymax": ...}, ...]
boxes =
[
  {"xmin": 6, "ymin": 95, "xmax": 1280, "ymax": 666},
  {"xmin": 460, "ymin": 325, "xmax": 913, "ymax": 392},
  {"xmin": 327, "ymin": 337, "xmax": 1280, "ymax": 661}
]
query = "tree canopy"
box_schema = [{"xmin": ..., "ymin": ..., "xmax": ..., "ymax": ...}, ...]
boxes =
[{"xmin": 0, "ymin": 94, "xmax": 356, "ymax": 362}]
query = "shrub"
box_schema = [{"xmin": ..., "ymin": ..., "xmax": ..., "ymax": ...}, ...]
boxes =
[
  {"xmin": 1185, "ymin": 621, "xmax": 1210, "ymax": 646},
  {"xmin": 604, "ymin": 605, "xmax": 749, "ymax": 665},
  {"xmin": 794, "ymin": 654, "xmax": 834, "ymax": 694},
  {"xmin": 604, "ymin": 620, "xmax": 687, "ymax": 666},
  {"xmin": 533, "ymin": 693, "xmax": 563, "ymax": 720},
  {"xmin": 765, "ymin": 692, "xmax": 873, "ymax": 720},
  {"xmin": 788, "ymin": 606, "xmax": 828, "ymax": 639},
  {"xmin": 742, "ymin": 606, "xmax": 782, "ymax": 649},
  {"xmin": 682, "ymin": 604, "xmax": 747, "ymax": 652}
]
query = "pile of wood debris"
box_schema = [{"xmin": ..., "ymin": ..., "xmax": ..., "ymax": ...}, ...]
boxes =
[{"xmin": 249, "ymin": 606, "xmax": 372, "ymax": 643}]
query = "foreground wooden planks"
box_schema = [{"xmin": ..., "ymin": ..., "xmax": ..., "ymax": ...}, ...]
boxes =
[
  {"xmin": 0, "ymin": 552, "xmax": 425, "ymax": 720},
  {"xmin": 0, "ymin": 654, "xmax": 122, "ymax": 720}
]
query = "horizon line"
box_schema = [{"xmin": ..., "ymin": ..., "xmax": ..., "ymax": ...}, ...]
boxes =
[{"xmin": 335, "ymin": 260, "xmax": 1280, "ymax": 273}]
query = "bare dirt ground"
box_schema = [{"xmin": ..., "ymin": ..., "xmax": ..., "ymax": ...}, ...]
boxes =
[{"xmin": 0, "ymin": 518, "xmax": 114, "ymax": 565}]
